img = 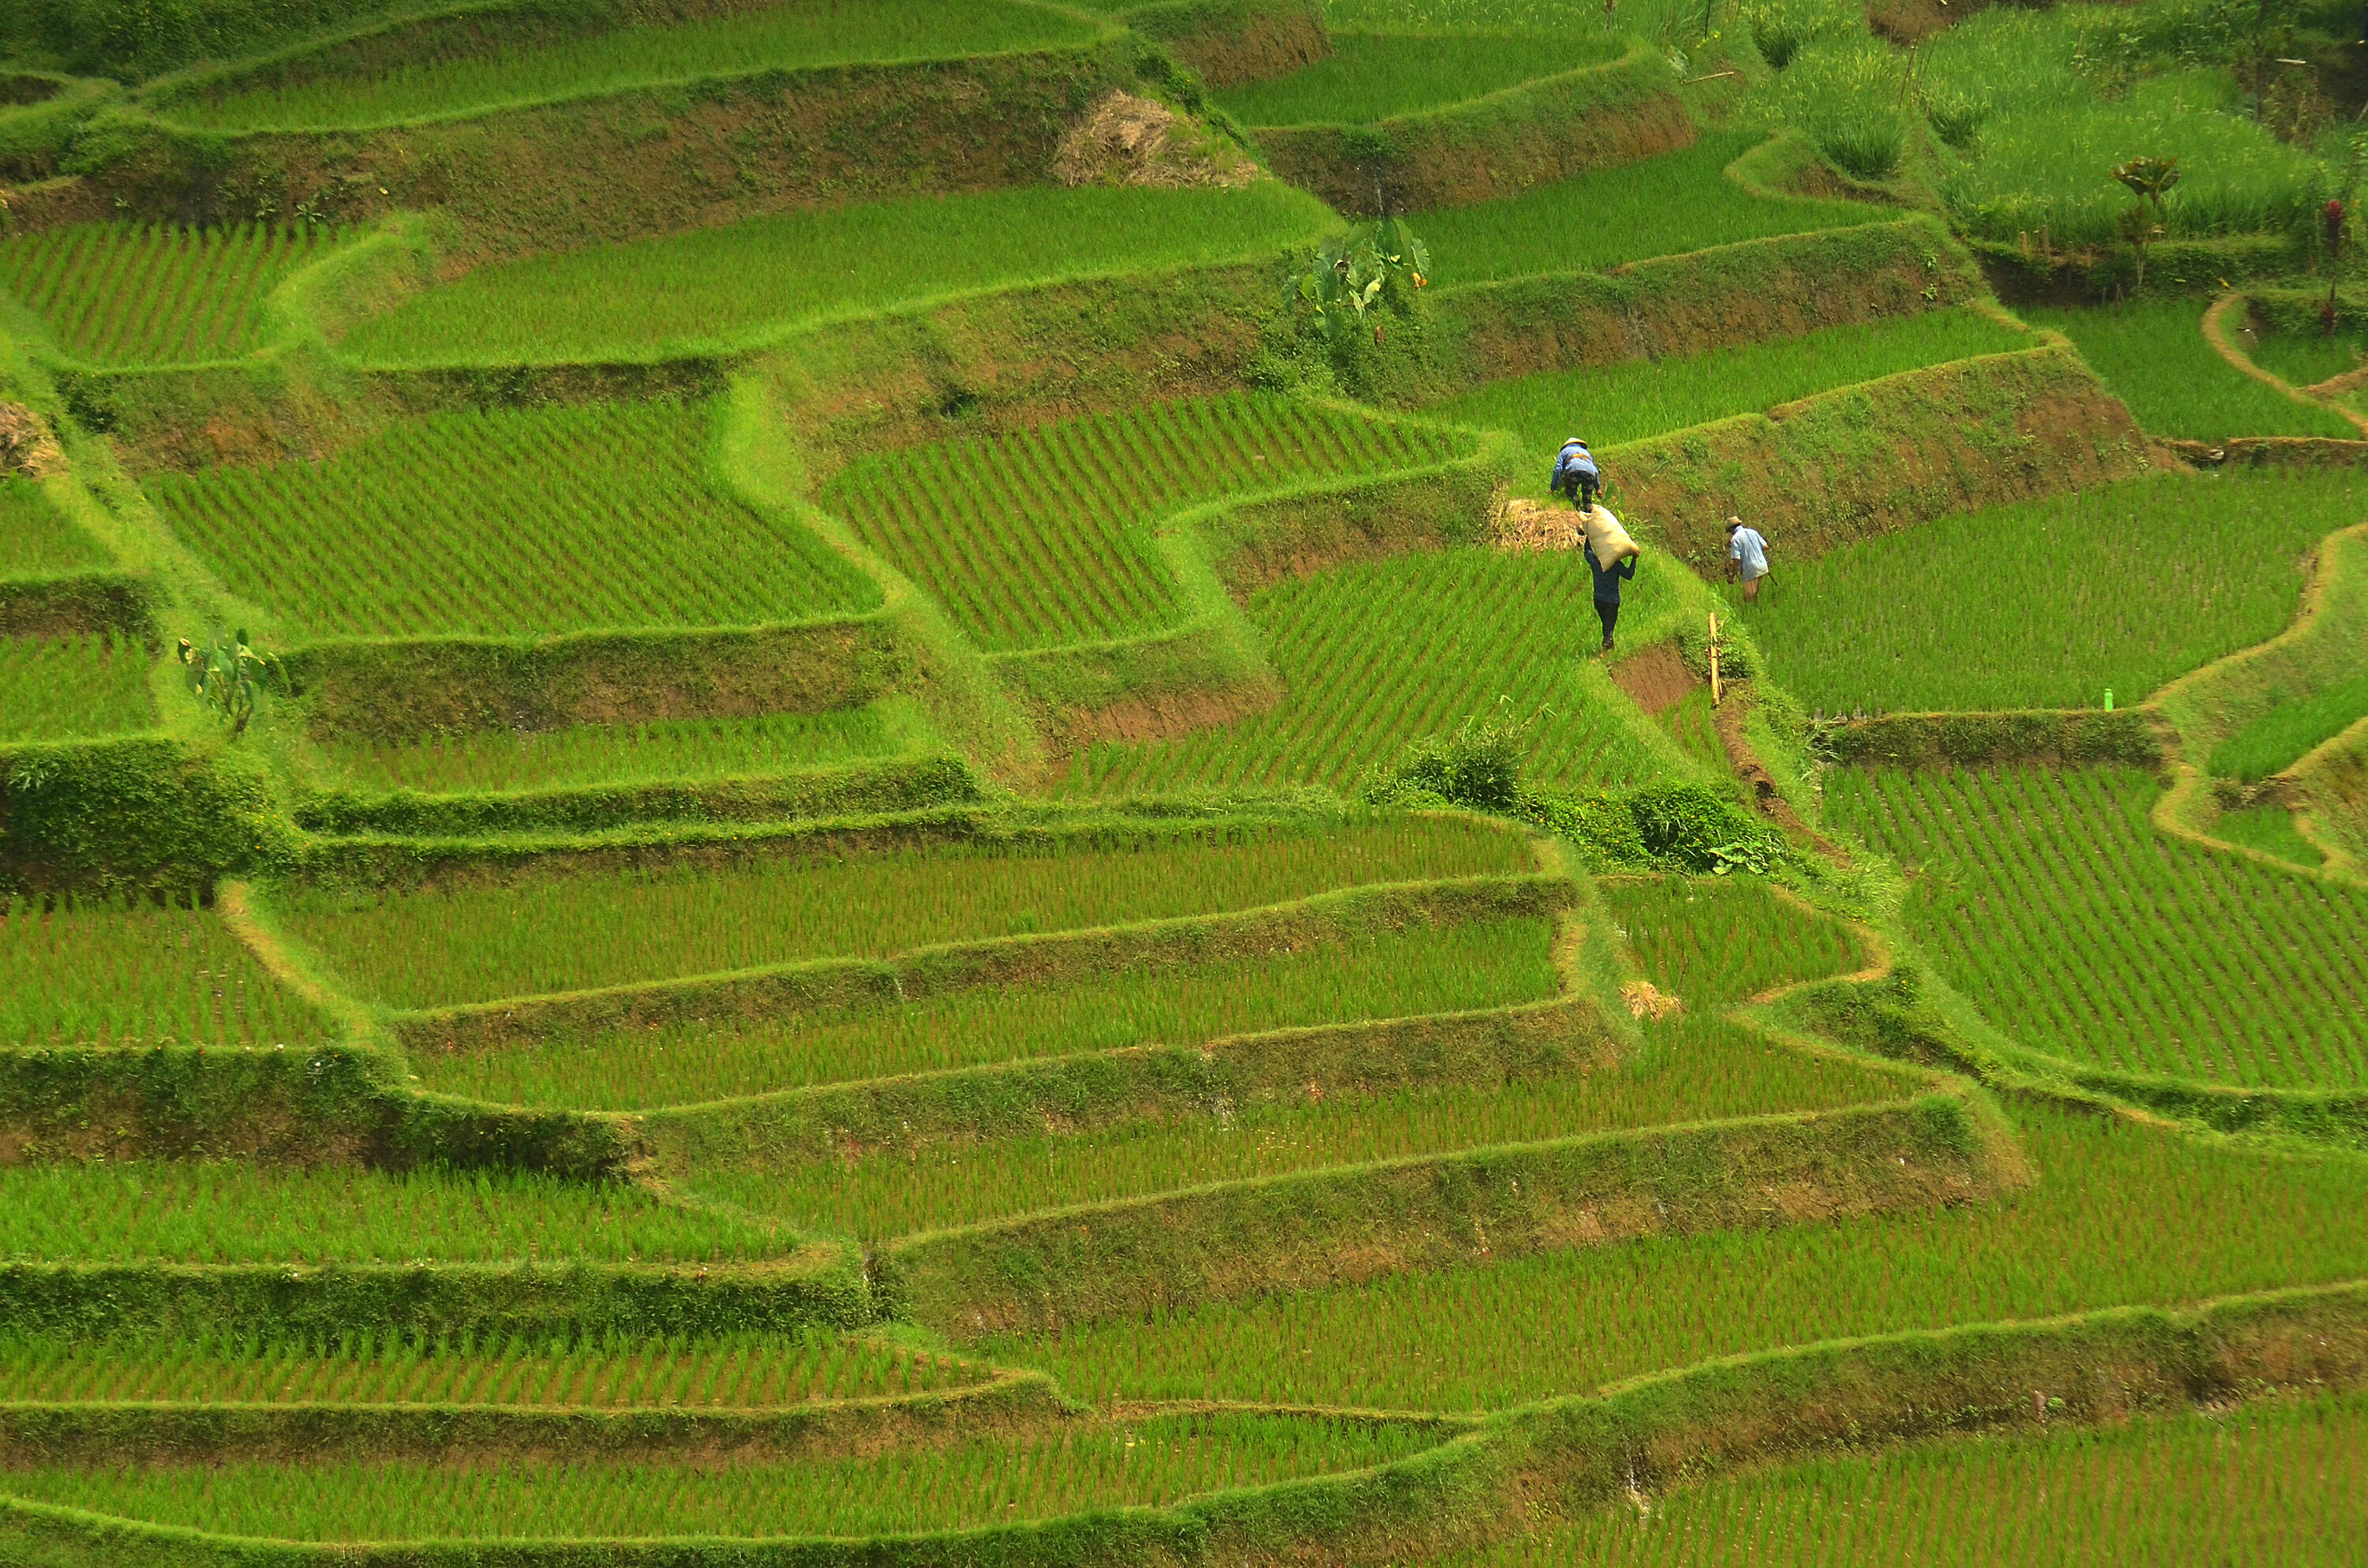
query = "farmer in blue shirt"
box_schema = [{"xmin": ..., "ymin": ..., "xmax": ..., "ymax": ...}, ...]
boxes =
[
  {"xmin": 1550, "ymin": 437, "xmax": 1599, "ymax": 513},
  {"xmin": 1726, "ymin": 516, "xmax": 1770, "ymax": 603},
  {"xmin": 1584, "ymin": 537, "xmax": 1635, "ymax": 654}
]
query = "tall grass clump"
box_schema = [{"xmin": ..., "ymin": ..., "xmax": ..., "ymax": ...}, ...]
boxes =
[
  {"xmin": 1735, "ymin": 0, "xmax": 1861, "ymax": 73},
  {"xmin": 0, "ymin": 474, "xmax": 107, "ymax": 573},
  {"xmin": 1215, "ymin": 32, "xmax": 1621, "ymax": 125},
  {"xmin": 0, "ymin": 223, "xmax": 339, "ymax": 365},
  {"xmin": 1758, "ymin": 36, "xmax": 1910, "ymax": 181},
  {"xmin": 1, "ymin": 894, "xmax": 328, "ymax": 1048},
  {"xmin": 1744, "ymin": 468, "xmax": 2362, "ymax": 712},
  {"xmin": 823, "ymin": 394, "xmax": 1466, "ymax": 652},
  {"xmin": 0, "ymin": 635, "xmax": 155, "ymax": 742},
  {"xmin": 988, "ymin": 1101, "xmax": 2368, "ymax": 1409},
  {"xmin": 2028, "ymin": 300, "xmax": 2359, "ymax": 440},
  {"xmin": 146, "ymin": 399, "xmax": 879, "ymax": 638},
  {"xmin": 1417, "ymin": 131, "xmax": 1884, "ymax": 283},
  {"xmin": 341, "ymin": 185, "xmax": 1335, "ymax": 365},
  {"xmin": 425, "ymin": 916, "xmax": 1563, "ymax": 1110},
  {"xmin": 278, "ymin": 817, "xmax": 1534, "ymax": 1009},
  {"xmin": 1829, "ymin": 766, "xmax": 2368, "ymax": 1090},
  {"xmin": 165, "ymin": 0, "xmax": 1100, "ymax": 132},
  {"xmin": 7, "ymin": 1413, "xmax": 1441, "ymax": 1540},
  {"xmin": 1442, "ymin": 1392, "xmax": 2368, "ymax": 1564}
]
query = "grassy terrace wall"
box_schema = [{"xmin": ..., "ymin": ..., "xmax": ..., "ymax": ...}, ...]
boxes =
[
  {"xmin": 1250, "ymin": 37, "xmax": 1691, "ymax": 215},
  {"xmin": 1130, "ymin": 0, "xmax": 1329, "ymax": 86},
  {"xmin": 0, "ymin": 738, "xmax": 290, "ymax": 897},
  {"xmin": 1829, "ymin": 709, "xmax": 2163, "ymax": 767}
]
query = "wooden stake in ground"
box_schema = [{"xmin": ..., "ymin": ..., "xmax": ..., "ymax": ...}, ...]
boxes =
[{"xmin": 1708, "ymin": 612, "xmax": 1723, "ymax": 707}]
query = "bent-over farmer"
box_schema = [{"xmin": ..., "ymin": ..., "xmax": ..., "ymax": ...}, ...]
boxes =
[
  {"xmin": 1551, "ymin": 437, "xmax": 1599, "ymax": 513},
  {"xmin": 1584, "ymin": 535, "xmax": 1635, "ymax": 654},
  {"xmin": 1726, "ymin": 516, "xmax": 1770, "ymax": 603}
]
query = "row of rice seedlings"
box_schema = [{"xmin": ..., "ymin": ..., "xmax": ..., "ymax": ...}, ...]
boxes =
[
  {"xmin": 424, "ymin": 915, "xmax": 1563, "ymax": 1110},
  {"xmin": 1, "ymin": 893, "xmax": 328, "ymax": 1049},
  {"xmin": 1744, "ymin": 468, "xmax": 2363, "ymax": 713},
  {"xmin": 145, "ymin": 399, "xmax": 878, "ymax": 640},
  {"xmin": 278, "ymin": 816, "xmax": 1534, "ymax": 1011},
  {"xmin": 1416, "ymin": 130, "xmax": 1883, "ymax": 286},
  {"xmin": 2027, "ymin": 300, "xmax": 2359, "ymax": 442},
  {"xmin": 1447, "ymin": 1390, "xmax": 2368, "ymax": 1564},
  {"xmin": 1425, "ymin": 308, "xmax": 2032, "ymax": 479},
  {"xmin": 1827, "ymin": 766, "xmax": 2368, "ymax": 1091},
  {"xmin": 1598, "ymin": 875, "xmax": 1867, "ymax": 1010},
  {"xmin": 0, "ymin": 1161, "xmax": 786, "ymax": 1266},
  {"xmin": 984, "ymin": 1101, "xmax": 2368, "ymax": 1411},
  {"xmin": 2, "ymin": 1410, "xmax": 1437, "ymax": 1541},
  {"xmin": 314, "ymin": 701, "xmax": 927, "ymax": 797},
  {"xmin": 2209, "ymin": 673, "xmax": 2368, "ymax": 784},
  {"xmin": 0, "ymin": 634, "xmax": 155, "ymax": 742},
  {"xmin": 1063, "ymin": 548, "xmax": 1683, "ymax": 798},
  {"xmin": 823, "ymin": 393, "xmax": 1467, "ymax": 653},
  {"xmin": 0, "ymin": 1328, "xmax": 984, "ymax": 1409},
  {"xmin": 1213, "ymin": 32, "xmax": 1621, "ymax": 125},
  {"xmin": 699, "ymin": 1015, "xmax": 1914, "ymax": 1237},
  {"xmin": 341, "ymin": 185, "xmax": 1335, "ymax": 366},
  {"xmin": 2209, "ymin": 803, "xmax": 2325, "ymax": 870},
  {"xmin": 0, "ymin": 223, "xmax": 339, "ymax": 366},
  {"xmin": 0, "ymin": 473, "xmax": 107, "ymax": 574},
  {"xmin": 169, "ymin": 0, "xmax": 1097, "ymax": 132},
  {"xmin": 1919, "ymin": 8, "xmax": 2335, "ymax": 246}
]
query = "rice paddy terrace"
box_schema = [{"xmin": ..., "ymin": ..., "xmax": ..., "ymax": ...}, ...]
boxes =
[{"xmin": 0, "ymin": 0, "xmax": 2363, "ymax": 1559}]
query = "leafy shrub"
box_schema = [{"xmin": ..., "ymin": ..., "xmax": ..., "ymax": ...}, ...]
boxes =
[{"xmin": 1360, "ymin": 707, "xmax": 1531, "ymax": 814}]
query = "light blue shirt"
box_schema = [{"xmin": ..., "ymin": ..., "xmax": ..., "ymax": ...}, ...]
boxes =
[{"xmin": 1729, "ymin": 526, "xmax": 1769, "ymax": 578}]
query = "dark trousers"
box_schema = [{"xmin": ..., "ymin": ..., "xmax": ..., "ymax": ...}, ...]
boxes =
[
  {"xmin": 1595, "ymin": 598, "xmax": 1620, "ymax": 647},
  {"xmin": 1562, "ymin": 473, "xmax": 1598, "ymax": 511}
]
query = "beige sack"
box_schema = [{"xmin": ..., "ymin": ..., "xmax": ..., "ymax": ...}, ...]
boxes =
[{"xmin": 1582, "ymin": 506, "xmax": 1640, "ymax": 566}]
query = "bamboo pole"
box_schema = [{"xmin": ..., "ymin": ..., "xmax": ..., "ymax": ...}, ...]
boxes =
[{"xmin": 1708, "ymin": 612, "xmax": 1722, "ymax": 707}]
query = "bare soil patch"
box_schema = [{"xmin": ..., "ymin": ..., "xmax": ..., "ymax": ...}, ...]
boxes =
[
  {"xmin": 1055, "ymin": 92, "xmax": 1256, "ymax": 190},
  {"xmin": 1609, "ymin": 641, "xmax": 1697, "ymax": 718}
]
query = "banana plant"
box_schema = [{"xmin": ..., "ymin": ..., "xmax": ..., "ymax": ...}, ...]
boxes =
[{"xmin": 177, "ymin": 628, "xmax": 279, "ymax": 739}]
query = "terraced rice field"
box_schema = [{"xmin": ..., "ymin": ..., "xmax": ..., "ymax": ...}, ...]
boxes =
[
  {"xmin": 341, "ymin": 185, "xmax": 1334, "ymax": 365},
  {"xmin": 1744, "ymin": 469, "xmax": 2365, "ymax": 713},
  {"xmin": 276, "ymin": 816, "xmax": 1536, "ymax": 1009},
  {"xmin": 0, "ymin": 1330, "xmax": 987, "ymax": 1408},
  {"xmin": 0, "ymin": 223, "xmax": 339, "ymax": 365},
  {"xmin": 0, "ymin": 473, "xmax": 107, "ymax": 571},
  {"xmin": 2027, "ymin": 301, "xmax": 2359, "ymax": 442},
  {"xmin": 1214, "ymin": 32, "xmax": 1614, "ymax": 124},
  {"xmin": 985, "ymin": 1102, "xmax": 2368, "ymax": 1409},
  {"xmin": 2210, "ymin": 674, "xmax": 2368, "ymax": 783},
  {"xmin": 0, "ymin": 1161, "xmax": 788, "ymax": 1263},
  {"xmin": 1600, "ymin": 875, "xmax": 1868, "ymax": 1009},
  {"xmin": 1, "ymin": 1412, "xmax": 1440, "ymax": 1540},
  {"xmin": 314, "ymin": 702, "xmax": 931, "ymax": 796},
  {"xmin": 1428, "ymin": 309, "xmax": 2030, "ymax": 481},
  {"xmin": 144, "ymin": 398, "xmax": 878, "ymax": 638},
  {"xmin": 824, "ymin": 394, "xmax": 1469, "ymax": 650},
  {"xmin": 1446, "ymin": 1393, "xmax": 2368, "ymax": 1566},
  {"xmin": 698, "ymin": 1019, "xmax": 1916, "ymax": 1236},
  {"xmin": 1418, "ymin": 131, "xmax": 1884, "ymax": 283},
  {"xmin": 1827, "ymin": 767, "xmax": 2368, "ymax": 1090},
  {"xmin": 422, "ymin": 915, "xmax": 1563, "ymax": 1108},
  {"xmin": 1064, "ymin": 548, "xmax": 1694, "ymax": 796},
  {"xmin": 165, "ymin": 0, "xmax": 1100, "ymax": 130},
  {"xmin": 2241, "ymin": 323, "xmax": 2366, "ymax": 391},
  {"xmin": 2210, "ymin": 803, "xmax": 2325, "ymax": 869},
  {"xmin": 0, "ymin": 634, "xmax": 154, "ymax": 740},
  {"xmin": 1, "ymin": 895, "xmax": 328, "ymax": 1048}
]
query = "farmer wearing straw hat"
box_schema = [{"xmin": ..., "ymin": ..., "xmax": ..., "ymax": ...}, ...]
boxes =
[{"xmin": 1550, "ymin": 436, "xmax": 1599, "ymax": 514}]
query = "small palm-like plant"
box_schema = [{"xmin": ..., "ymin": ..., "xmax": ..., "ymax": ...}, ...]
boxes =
[{"xmin": 2111, "ymin": 155, "xmax": 2180, "ymax": 290}]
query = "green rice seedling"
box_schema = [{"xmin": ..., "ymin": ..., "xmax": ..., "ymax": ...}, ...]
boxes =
[
  {"xmin": 1323, "ymin": 0, "xmax": 1646, "ymax": 32},
  {"xmin": 278, "ymin": 816, "xmax": 1535, "ymax": 1009},
  {"xmin": 1744, "ymin": 468, "xmax": 2364, "ymax": 713},
  {"xmin": 2240, "ymin": 321, "xmax": 2366, "ymax": 391},
  {"xmin": 1426, "ymin": 309, "xmax": 2032, "ymax": 482},
  {"xmin": 2209, "ymin": 674, "xmax": 2368, "ymax": 783},
  {"xmin": 1828, "ymin": 766, "xmax": 2368, "ymax": 1090},
  {"xmin": 1215, "ymin": 33, "xmax": 1620, "ymax": 125},
  {"xmin": 0, "ymin": 473, "xmax": 107, "ymax": 573},
  {"xmin": 0, "ymin": 1161, "xmax": 786, "ymax": 1265},
  {"xmin": 144, "ymin": 399, "xmax": 878, "ymax": 638},
  {"xmin": 0, "ymin": 1328, "xmax": 987, "ymax": 1408},
  {"xmin": 167, "ymin": 0, "xmax": 1100, "ymax": 132},
  {"xmin": 2027, "ymin": 300, "xmax": 2358, "ymax": 441},
  {"xmin": 424, "ymin": 915, "xmax": 1564, "ymax": 1109},
  {"xmin": 822, "ymin": 394, "xmax": 1468, "ymax": 652},
  {"xmin": 313, "ymin": 701, "xmax": 930, "ymax": 797},
  {"xmin": 1064, "ymin": 548, "xmax": 1688, "ymax": 798},
  {"xmin": 1418, "ymin": 131, "xmax": 1883, "ymax": 283},
  {"xmin": 1600, "ymin": 874, "xmax": 1866, "ymax": 1009},
  {"xmin": 697, "ymin": 1015, "xmax": 1913, "ymax": 1236},
  {"xmin": 340, "ymin": 185, "xmax": 1335, "ymax": 366},
  {"xmin": 0, "ymin": 894, "xmax": 328, "ymax": 1048},
  {"xmin": 0, "ymin": 1410, "xmax": 1438, "ymax": 1540},
  {"xmin": 0, "ymin": 634, "xmax": 155, "ymax": 741},
  {"xmin": 0, "ymin": 223, "xmax": 339, "ymax": 366},
  {"xmin": 2209, "ymin": 803, "xmax": 2323, "ymax": 869},
  {"xmin": 985, "ymin": 1101, "xmax": 2368, "ymax": 1411},
  {"xmin": 1443, "ymin": 1391, "xmax": 2368, "ymax": 1564}
]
